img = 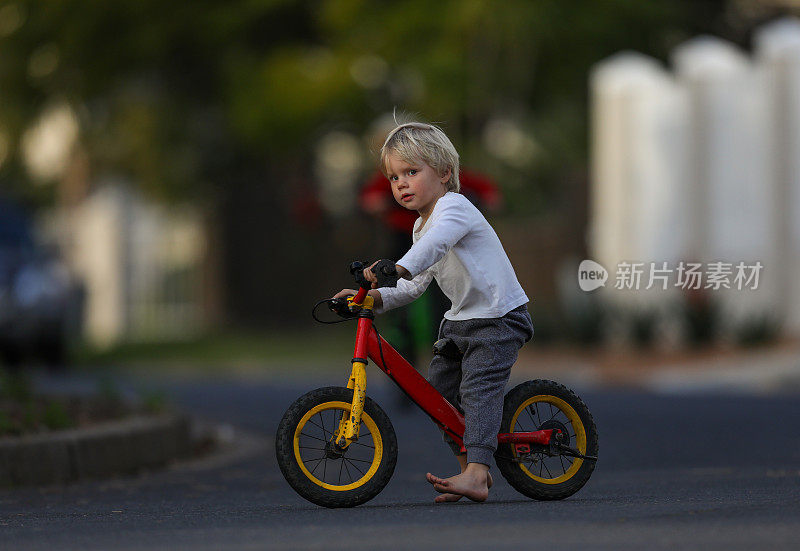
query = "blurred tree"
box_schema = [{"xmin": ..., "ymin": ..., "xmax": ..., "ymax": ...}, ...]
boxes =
[
  {"xmin": 0, "ymin": 0, "xmax": 315, "ymax": 202},
  {"xmin": 2, "ymin": 0, "xmax": 773, "ymax": 325},
  {"xmin": 305, "ymin": 0, "xmax": 729, "ymax": 214},
  {"xmin": 0, "ymin": 0, "xmax": 737, "ymax": 207}
]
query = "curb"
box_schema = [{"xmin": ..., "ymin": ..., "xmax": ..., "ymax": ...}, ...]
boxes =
[
  {"xmin": 510, "ymin": 341, "xmax": 800, "ymax": 394},
  {"xmin": 642, "ymin": 349, "xmax": 800, "ymax": 394},
  {"xmin": 0, "ymin": 414, "xmax": 192, "ymax": 487}
]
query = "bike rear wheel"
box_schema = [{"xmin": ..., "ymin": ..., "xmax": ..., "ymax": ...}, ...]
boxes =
[
  {"xmin": 275, "ymin": 386, "xmax": 398, "ymax": 508},
  {"xmin": 495, "ymin": 380, "xmax": 598, "ymax": 500}
]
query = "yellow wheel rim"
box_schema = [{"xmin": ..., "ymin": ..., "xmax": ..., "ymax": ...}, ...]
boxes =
[
  {"xmin": 293, "ymin": 401, "xmax": 383, "ymax": 491},
  {"xmin": 509, "ymin": 395, "xmax": 586, "ymax": 485}
]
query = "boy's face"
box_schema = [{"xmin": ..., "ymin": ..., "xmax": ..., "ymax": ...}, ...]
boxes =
[{"xmin": 384, "ymin": 152, "xmax": 450, "ymax": 218}]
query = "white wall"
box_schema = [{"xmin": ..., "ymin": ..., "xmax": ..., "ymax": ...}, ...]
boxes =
[
  {"xmin": 673, "ymin": 36, "xmax": 778, "ymax": 332},
  {"xmin": 756, "ymin": 17, "xmax": 800, "ymax": 334},
  {"xmin": 590, "ymin": 52, "xmax": 690, "ymax": 312},
  {"xmin": 590, "ymin": 20, "xmax": 800, "ymax": 340}
]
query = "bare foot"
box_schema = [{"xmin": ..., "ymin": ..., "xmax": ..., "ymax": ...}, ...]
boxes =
[
  {"xmin": 425, "ymin": 465, "xmax": 490, "ymax": 503},
  {"xmin": 428, "ymin": 472, "xmax": 493, "ymax": 503}
]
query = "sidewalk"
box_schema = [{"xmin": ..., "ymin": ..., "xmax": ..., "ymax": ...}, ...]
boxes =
[
  {"xmin": 83, "ymin": 335, "xmax": 800, "ymax": 396},
  {"xmin": 513, "ymin": 338, "xmax": 800, "ymax": 394}
]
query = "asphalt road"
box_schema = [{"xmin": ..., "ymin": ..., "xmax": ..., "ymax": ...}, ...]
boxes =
[{"xmin": 2, "ymin": 370, "xmax": 800, "ymax": 550}]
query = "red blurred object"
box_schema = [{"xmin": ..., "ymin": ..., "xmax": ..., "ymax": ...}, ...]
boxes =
[{"xmin": 359, "ymin": 170, "xmax": 502, "ymax": 232}]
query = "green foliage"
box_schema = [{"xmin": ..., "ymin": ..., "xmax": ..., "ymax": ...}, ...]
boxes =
[
  {"xmin": 0, "ymin": 370, "xmax": 32, "ymax": 401},
  {"xmin": 735, "ymin": 314, "xmax": 780, "ymax": 347},
  {"xmin": 631, "ymin": 310, "xmax": 658, "ymax": 347},
  {"xmin": 95, "ymin": 375, "xmax": 122, "ymax": 404},
  {"xmin": 683, "ymin": 296, "xmax": 718, "ymax": 346},
  {"xmin": 0, "ymin": 0, "xmax": 730, "ymax": 207},
  {"xmin": 73, "ymin": 325, "xmax": 354, "ymax": 367},
  {"xmin": 139, "ymin": 390, "xmax": 168, "ymax": 415},
  {"xmin": 0, "ymin": 410, "xmax": 15, "ymax": 435},
  {"xmin": 43, "ymin": 400, "xmax": 74, "ymax": 430}
]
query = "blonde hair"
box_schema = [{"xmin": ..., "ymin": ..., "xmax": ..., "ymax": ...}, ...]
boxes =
[{"xmin": 379, "ymin": 121, "xmax": 460, "ymax": 193}]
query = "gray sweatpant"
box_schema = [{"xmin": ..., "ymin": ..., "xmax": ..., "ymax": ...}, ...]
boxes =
[{"xmin": 427, "ymin": 304, "xmax": 534, "ymax": 467}]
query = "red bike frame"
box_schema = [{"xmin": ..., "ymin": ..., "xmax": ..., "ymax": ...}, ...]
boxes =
[{"xmin": 349, "ymin": 287, "xmax": 554, "ymax": 450}]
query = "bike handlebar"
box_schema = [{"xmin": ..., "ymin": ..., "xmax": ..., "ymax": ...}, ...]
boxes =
[
  {"xmin": 352, "ymin": 286, "xmax": 369, "ymax": 304},
  {"xmin": 320, "ymin": 261, "xmax": 400, "ymax": 321},
  {"xmin": 373, "ymin": 259, "xmax": 400, "ymax": 288},
  {"xmin": 349, "ymin": 260, "xmax": 399, "ymax": 290},
  {"xmin": 348, "ymin": 259, "xmax": 399, "ymax": 305}
]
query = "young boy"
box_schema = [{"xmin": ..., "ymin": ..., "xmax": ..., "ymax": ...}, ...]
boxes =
[{"xmin": 334, "ymin": 122, "xmax": 533, "ymax": 503}]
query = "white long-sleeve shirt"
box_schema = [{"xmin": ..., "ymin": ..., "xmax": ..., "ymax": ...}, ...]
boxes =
[{"xmin": 377, "ymin": 192, "xmax": 529, "ymax": 320}]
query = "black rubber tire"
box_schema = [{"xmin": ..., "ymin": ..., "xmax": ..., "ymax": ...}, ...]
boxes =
[
  {"xmin": 495, "ymin": 379, "xmax": 598, "ymax": 500},
  {"xmin": 275, "ymin": 386, "xmax": 398, "ymax": 508}
]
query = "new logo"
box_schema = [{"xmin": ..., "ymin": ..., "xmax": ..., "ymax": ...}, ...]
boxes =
[{"xmin": 578, "ymin": 260, "xmax": 608, "ymax": 292}]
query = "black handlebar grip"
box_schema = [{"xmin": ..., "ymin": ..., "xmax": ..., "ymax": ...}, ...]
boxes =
[
  {"xmin": 372, "ymin": 259, "xmax": 399, "ymax": 288},
  {"xmin": 348, "ymin": 259, "xmax": 399, "ymax": 289}
]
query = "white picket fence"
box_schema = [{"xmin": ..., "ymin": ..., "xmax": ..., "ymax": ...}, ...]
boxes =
[{"xmin": 49, "ymin": 182, "xmax": 207, "ymax": 347}]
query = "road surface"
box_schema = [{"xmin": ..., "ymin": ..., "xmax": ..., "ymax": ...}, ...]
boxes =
[{"xmin": 2, "ymin": 370, "xmax": 799, "ymax": 550}]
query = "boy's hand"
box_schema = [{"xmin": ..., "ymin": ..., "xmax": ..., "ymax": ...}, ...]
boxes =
[
  {"xmin": 333, "ymin": 288, "xmax": 357, "ymax": 299},
  {"xmin": 332, "ymin": 288, "xmax": 383, "ymax": 309},
  {"xmin": 363, "ymin": 261, "xmax": 380, "ymax": 288},
  {"xmin": 363, "ymin": 260, "xmax": 410, "ymax": 289}
]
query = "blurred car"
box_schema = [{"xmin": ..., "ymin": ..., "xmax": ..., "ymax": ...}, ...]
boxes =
[{"xmin": 0, "ymin": 197, "xmax": 83, "ymax": 370}]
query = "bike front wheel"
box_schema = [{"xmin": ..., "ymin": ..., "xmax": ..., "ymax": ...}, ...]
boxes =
[
  {"xmin": 275, "ymin": 386, "xmax": 398, "ymax": 508},
  {"xmin": 495, "ymin": 379, "xmax": 598, "ymax": 500}
]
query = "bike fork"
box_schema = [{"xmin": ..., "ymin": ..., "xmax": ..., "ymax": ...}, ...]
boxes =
[
  {"xmin": 335, "ymin": 313, "xmax": 373, "ymax": 447},
  {"xmin": 334, "ymin": 360, "xmax": 366, "ymax": 447}
]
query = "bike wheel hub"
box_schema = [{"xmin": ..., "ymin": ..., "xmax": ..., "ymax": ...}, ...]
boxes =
[
  {"xmin": 538, "ymin": 420, "xmax": 570, "ymax": 447},
  {"xmin": 325, "ymin": 441, "xmax": 346, "ymax": 459}
]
